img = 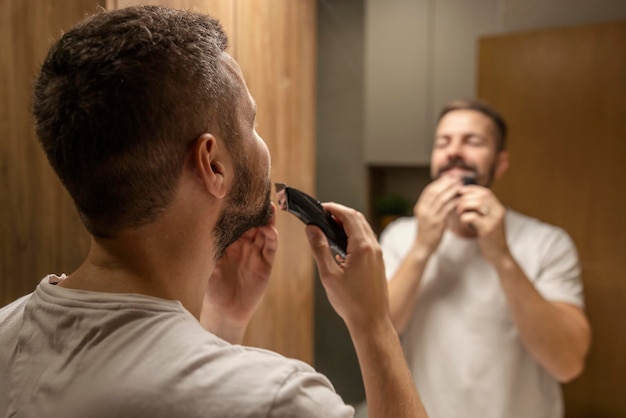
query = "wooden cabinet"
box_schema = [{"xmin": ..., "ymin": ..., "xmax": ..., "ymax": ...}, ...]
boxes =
[
  {"xmin": 479, "ymin": 20, "xmax": 626, "ymax": 417},
  {"xmin": 363, "ymin": 0, "xmax": 626, "ymax": 166},
  {"xmin": 364, "ymin": 0, "xmax": 430, "ymax": 165},
  {"xmin": 363, "ymin": 0, "xmax": 497, "ymax": 165}
]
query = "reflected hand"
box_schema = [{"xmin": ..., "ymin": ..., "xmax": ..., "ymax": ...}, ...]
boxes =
[
  {"xmin": 457, "ymin": 185, "xmax": 509, "ymax": 264},
  {"xmin": 413, "ymin": 176, "xmax": 462, "ymax": 256}
]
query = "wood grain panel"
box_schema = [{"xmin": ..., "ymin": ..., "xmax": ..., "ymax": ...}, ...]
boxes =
[
  {"xmin": 479, "ymin": 20, "xmax": 626, "ymax": 417},
  {"xmin": 106, "ymin": 0, "xmax": 317, "ymax": 363},
  {"xmin": 0, "ymin": 0, "xmax": 100, "ymax": 306},
  {"xmin": 3, "ymin": 0, "xmax": 316, "ymax": 367},
  {"xmin": 234, "ymin": 0, "xmax": 317, "ymax": 362},
  {"xmin": 107, "ymin": 0, "xmax": 236, "ymax": 56}
]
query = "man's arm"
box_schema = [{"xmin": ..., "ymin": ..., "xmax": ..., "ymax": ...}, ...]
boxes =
[
  {"xmin": 493, "ymin": 255, "xmax": 590, "ymax": 382},
  {"xmin": 386, "ymin": 177, "xmax": 462, "ymax": 333},
  {"xmin": 386, "ymin": 243, "xmax": 431, "ymax": 334},
  {"xmin": 306, "ymin": 203, "xmax": 428, "ymax": 418},
  {"xmin": 458, "ymin": 186, "xmax": 591, "ymax": 382}
]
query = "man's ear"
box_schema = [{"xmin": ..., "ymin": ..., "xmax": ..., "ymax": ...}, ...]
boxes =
[
  {"xmin": 193, "ymin": 133, "xmax": 227, "ymax": 199},
  {"xmin": 494, "ymin": 150, "xmax": 510, "ymax": 180}
]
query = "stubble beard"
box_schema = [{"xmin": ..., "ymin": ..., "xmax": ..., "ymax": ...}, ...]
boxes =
[{"xmin": 213, "ymin": 161, "xmax": 272, "ymax": 261}]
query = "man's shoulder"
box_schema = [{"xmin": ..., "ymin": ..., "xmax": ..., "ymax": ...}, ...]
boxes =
[
  {"xmin": 506, "ymin": 209, "xmax": 570, "ymax": 237},
  {"xmin": 380, "ymin": 216, "xmax": 416, "ymax": 238},
  {"xmin": 0, "ymin": 293, "xmax": 31, "ymax": 331},
  {"xmin": 505, "ymin": 209, "xmax": 578, "ymax": 259},
  {"xmin": 146, "ymin": 334, "xmax": 348, "ymax": 417}
]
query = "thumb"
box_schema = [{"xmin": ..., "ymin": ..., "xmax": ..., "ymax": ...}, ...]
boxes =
[{"xmin": 305, "ymin": 225, "xmax": 338, "ymax": 278}]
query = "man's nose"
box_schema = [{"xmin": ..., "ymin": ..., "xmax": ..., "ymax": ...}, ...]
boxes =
[{"xmin": 446, "ymin": 139, "xmax": 463, "ymax": 159}]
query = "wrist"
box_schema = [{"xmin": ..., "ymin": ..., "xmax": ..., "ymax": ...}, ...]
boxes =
[
  {"xmin": 411, "ymin": 242, "xmax": 434, "ymax": 262},
  {"xmin": 492, "ymin": 251, "xmax": 517, "ymax": 276},
  {"xmin": 346, "ymin": 313, "xmax": 397, "ymax": 345}
]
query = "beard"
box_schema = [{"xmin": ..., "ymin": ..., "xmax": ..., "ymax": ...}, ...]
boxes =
[
  {"xmin": 213, "ymin": 159, "xmax": 272, "ymax": 261},
  {"xmin": 434, "ymin": 156, "xmax": 496, "ymax": 187}
]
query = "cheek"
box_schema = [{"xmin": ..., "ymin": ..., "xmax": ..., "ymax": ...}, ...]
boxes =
[
  {"xmin": 430, "ymin": 152, "xmax": 445, "ymax": 175},
  {"xmin": 474, "ymin": 151, "xmax": 496, "ymax": 170},
  {"xmin": 256, "ymin": 136, "xmax": 271, "ymax": 175}
]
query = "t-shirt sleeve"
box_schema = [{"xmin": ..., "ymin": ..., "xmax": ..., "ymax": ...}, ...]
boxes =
[
  {"xmin": 269, "ymin": 368, "xmax": 354, "ymax": 418},
  {"xmin": 533, "ymin": 227, "xmax": 585, "ymax": 309},
  {"xmin": 379, "ymin": 218, "xmax": 414, "ymax": 280}
]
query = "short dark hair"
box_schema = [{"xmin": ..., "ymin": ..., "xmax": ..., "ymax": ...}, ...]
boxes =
[
  {"xmin": 32, "ymin": 6, "xmax": 238, "ymax": 236},
  {"xmin": 437, "ymin": 98, "xmax": 508, "ymax": 151}
]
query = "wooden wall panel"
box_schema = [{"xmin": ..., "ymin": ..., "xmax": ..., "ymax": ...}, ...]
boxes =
[
  {"xmin": 234, "ymin": 0, "xmax": 317, "ymax": 362},
  {"xmin": 107, "ymin": 0, "xmax": 317, "ymax": 363},
  {"xmin": 0, "ymin": 1, "xmax": 100, "ymax": 306},
  {"xmin": 3, "ymin": 0, "xmax": 315, "ymax": 366},
  {"xmin": 107, "ymin": 0, "xmax": 236, "ymax": 56},
  {"xmin": 479, "ymin": 21, "xmax": 626, "ymax": 417}
]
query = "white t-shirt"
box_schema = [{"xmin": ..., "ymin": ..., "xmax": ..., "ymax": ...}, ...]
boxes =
[
  {"xmin": 0, "ymin": 276, "xmax": 354, "ymax": 418},
  {"xmin": 380, "ymin": 209, "xmax": 584, "ymax": 418}
]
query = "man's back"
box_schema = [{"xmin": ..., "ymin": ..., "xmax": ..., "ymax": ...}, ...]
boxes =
[{"xmin": 0, "ymin": 275, "xmax": 352, "ymax": 418}]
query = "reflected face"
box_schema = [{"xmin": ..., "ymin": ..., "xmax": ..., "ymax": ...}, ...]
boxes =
[
  {"xmin": 430, "ymin": 109, "xmax": 500, "ymax": 186},
  {"xmin": 213, "ymin": 54, "xmax": 272, "ymax": 260}
]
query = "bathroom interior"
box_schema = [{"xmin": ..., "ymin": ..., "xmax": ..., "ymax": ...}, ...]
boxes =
[{"xmin": 1, "ymin": 0, "xmax": 625, "ymax": 416}]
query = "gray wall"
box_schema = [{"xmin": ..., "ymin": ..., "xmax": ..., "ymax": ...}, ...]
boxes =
[{"xmin": 315, "ymin": 0, "xmax": 367, "ymax": 405}]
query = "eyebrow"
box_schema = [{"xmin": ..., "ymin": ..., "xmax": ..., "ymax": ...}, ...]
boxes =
[{"xmin": 435, "ymin": 132, "xmax": 486, "ymax": 139}]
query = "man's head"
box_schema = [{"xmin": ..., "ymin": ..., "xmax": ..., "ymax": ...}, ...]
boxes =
[
  {"xmin": 32, "ymin": 6, "xmax": 272, "ymax": 258},
  {"xmin": 430, "ymin": 99, "xmax": 509, "ymax": 187}
]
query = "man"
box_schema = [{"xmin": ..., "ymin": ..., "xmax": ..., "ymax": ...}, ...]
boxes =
[
  {"xmin": 380, "ymin": 99, "xmax": 591, "ymax": 418},
  {"xmin": 0, "ymin": 6, "xmax": 427, "ymax": 418}
]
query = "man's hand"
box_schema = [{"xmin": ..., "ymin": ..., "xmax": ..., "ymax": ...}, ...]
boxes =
[
  {"xmin": 413, "ymin": 176, "xmax": 462, "ymax": 257},
  {"xmin": 305, "ymin": 203, "xmax": 388, "ymax": 330},
  {"xmin": 456, "ymin": 185, "xmax": 509, "ymax": 264},
  {"xmin": 200, "ymin": 204, "xmax": 279, "ymax": 344},
  {"xmin": 305, "ymin": 202, "xmax": 429, "ymax": 418}
]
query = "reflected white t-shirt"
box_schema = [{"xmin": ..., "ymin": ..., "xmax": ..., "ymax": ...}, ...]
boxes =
[{"xmin": 380, "ymin": 209, "xmax": 584, "ymax": 418}]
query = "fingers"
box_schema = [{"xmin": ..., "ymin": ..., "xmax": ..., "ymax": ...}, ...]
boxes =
[
  {"xmin": 416, "ymin": 177, "xmax": 462, "ymax": 222},
  {"xmin": 258, "ymin": 224, "xmax": 278, "ymax": 263},
  {"xmin": 321, "ymin": 202, "xmax": 373, "ymax": 242},
  {"xmin": 305, "ymin": 224, "xmax": 340, "ymax": 278},
  {"xmin": 267, "ymin": 202, "xmax": 277, "ymax": 227},
  {"xmin": 457, "ymin": 185, "xmax": 493, "ymax": 215},
  {"xmin": 250, "ymin": 203, "xmax": 279, "ymax": 259},
  {"xmin": 456, "ymin": 187, "xmax": 505, "ymax": 232},
  {"xmin": 422, "ymin": 177, "xmax": 461, "ymax": 206}
]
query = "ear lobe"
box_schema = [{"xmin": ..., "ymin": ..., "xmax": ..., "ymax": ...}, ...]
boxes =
[
  {"xmin": 194, "ymin": 133, "xmax": 227, "ymax": 199},
  {"xmin": 494, "ymin": 150, "xmax": 510, "ymax": 179}
]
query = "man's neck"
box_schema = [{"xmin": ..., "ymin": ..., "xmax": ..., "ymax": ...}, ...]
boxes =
[{"xmin": 60, "ymin": 222, "xmax": 216, "ymax": 319}]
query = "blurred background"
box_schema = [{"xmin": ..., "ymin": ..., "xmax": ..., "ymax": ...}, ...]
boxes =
[
  {"xmin": 1, "ymin": 0, "xmax": 625, "ymax": 416},
  {"xmin": 316, "ymin": 2, "xmax": 626, "ymax": 417}
]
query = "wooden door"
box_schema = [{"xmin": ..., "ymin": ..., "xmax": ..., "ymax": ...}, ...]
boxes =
[{"xmin": 479, "ymin": 20, "xmax": 626, "ymax": 417}]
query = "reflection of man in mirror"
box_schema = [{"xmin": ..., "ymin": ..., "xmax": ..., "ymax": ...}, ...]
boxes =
[{"xmin": 380, "ymin": 99, "xmax": 591, "ymax": 418}]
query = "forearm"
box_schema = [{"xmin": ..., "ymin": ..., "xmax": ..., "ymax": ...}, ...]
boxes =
[
  {"xmin": 388, "ymin": 245, "xmax": 431, "ymax": 333},
  {"xmin": 348, "ymin": 317, "xmax": 428, "ymax": 418},
  {"xmin": 494, "ymin": 254, "xmax": 591, "ymax": 382}
]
